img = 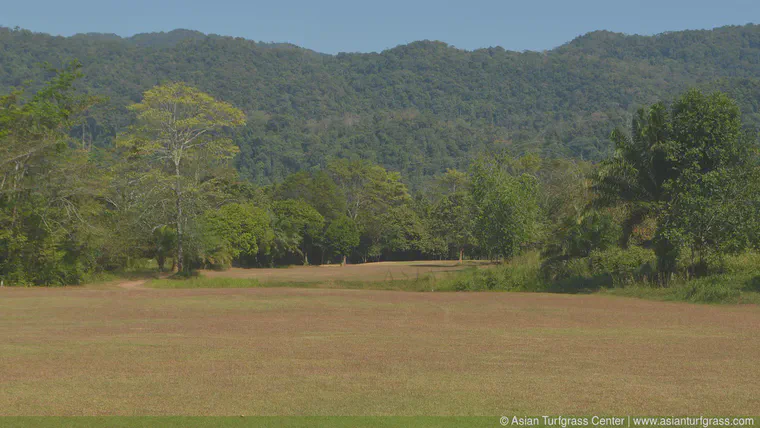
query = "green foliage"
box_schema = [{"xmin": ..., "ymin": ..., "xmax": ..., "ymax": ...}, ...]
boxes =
[
  {"xmin": 536, "ymin": 158, "xmax": 592, "ymax": 229},
  {"xmin": 323, "ymin": 216, "xmax": 360, "ymax": 263},
  {"xmin": 274, "ymin": 170, "xmax": 345, "ymax": 220},
  {"xmin": 444, "ymin": 252, "xmax": 543, "ymax": 292},
  {"xmin": 470, "ymin": 153, "xmax": 541, "ymax": 260},
  {"xmin": 151, "ymin": 225, "xmax": 176, "ymax": 272},
  {"xmin": 326, "ymin": 159, "xmax": 411, "ymax": 261},
  {"xmin": 374, "ymin": 205, "xmax": 427, "ymax": 255},
  {"xmin": 547, "ymin": 211, "xmax": 621, "ymax": 260},
  {"xmin": 117, "ymin": 83, "xmax": 246, "ymax": 271},
  {"xmin": 271, "ymin": 199, "xmax": 325, "ymax": 264},
  {"xmin": 587, "ymin": 246, "xmax": 656, "ymax": 285},
  {"xmin": 327, "ymin": 159, "xmax": 409, "ymax": 221},
  {"xmin": 658, "ymin": 90, "xmax": 758, "ymax": 272},
  {"xmin": 541, "ymin": 210, "xmax": 622, "ymax": 283},
  {"xmin": 427, "ymin": 169, "xmax": 476, "ymax": 260},
  {"xmin": 541, "ymin": 244, "xmax": 655, "ymax": 291},
  {"xmin": 200, "ymin": 203, "xmax": 273, "ymax": 268},
  {"xmin": 677, "ymin": 277, "xmax": 742, "ymax": 303},
  {"xmin": 148, "ymin": 277, "xmax": 262, "ymax": 289},
  {"xmin": 6, "ymin": 26, "xmax": 760, "ymax": 188},
  {"xmin": 0, "ymin": 63, "xmax": 102, "ymax": 285},
  {"xmin": 593, "ymin": 103, "xmax": 672, "ymax": 247},
  {"xmin": 595, "ymin": 89, "xmax": 760, "ymax": 278}
]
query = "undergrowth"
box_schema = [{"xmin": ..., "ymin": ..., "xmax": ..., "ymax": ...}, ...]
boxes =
[{"xmin": 140, "ymin": 251, "xmax": 760, "ymax": 303}]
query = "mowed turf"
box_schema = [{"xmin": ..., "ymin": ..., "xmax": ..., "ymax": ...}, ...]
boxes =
[
  {"xmin": 200, "ymin": 260, "xmax": 483, "ymax": 283},
  {"xmin": 1, "ymin": 286, "xmax": 759, "ymax": 416}
]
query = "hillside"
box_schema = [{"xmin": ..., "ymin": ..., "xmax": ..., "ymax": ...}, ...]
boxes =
[{"xmin": 1, "ymin": 24, "xmax": 759, "ymax": 185}]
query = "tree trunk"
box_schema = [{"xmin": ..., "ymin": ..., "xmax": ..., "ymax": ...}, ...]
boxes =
[
  {"xmin": 302, "ymin": 240, "xmax": 309, "ymax": 266},
  {"xmin": 342, "ymin": 255, "xmax": 347, "ymax": 266},
  {"xmin": 175, "ymin": 164, "xmax": 184, "ymax": 273},
  {"xmin": 459, "ymin": 248, "xmax": 464, "ymax": 263},
  {"xmin": 157, "ymin": 254, "xmax": 165, "ymax": 272}
]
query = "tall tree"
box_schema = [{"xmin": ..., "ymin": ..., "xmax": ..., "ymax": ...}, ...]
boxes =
[
  {"xmin": 593, "ymin": 103, "xmax": 673, "ymax": 247},
  {"xmin": 327, "ymin": 159, "xmax": 409, "ymax": 222},
  {"xmin": 271, "ymin": 199, "xmax": 325, "ymax": 265},
  {"xmin": 470, "ymin": 153, "xmax": 541, "ymax": 260},
  {"xmin": 658, "ymin": 90, "xmax": 758, "ymax": 274},
  {"xmin": 118, "ymin": 83, "xmax": 245, "ymax": 271},
  {"xmin": 428, "ymin": 169, "xmax": 476, "ymax": 262},
  {"xmin": 274, "ymin": 170, "xmax": 345, "ymax": 220},
  {"xmin": 0, "ymin": 62, "xmax": 102, "ymax": 285},
  {"xmin": 323, "ymin": 215, "xmax": 360, "ymax": 265},
  {"xmin": 200, "ymin": 203, "xmax": 272, "ymax": 268},
  {"xmin": 594, "ymin": 89, "xmax": 760, "ymax": 277}
]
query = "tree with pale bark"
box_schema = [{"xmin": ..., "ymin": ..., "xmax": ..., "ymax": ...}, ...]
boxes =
[{"xmin": 117, "ymin": 83, "xmax": 245, "ymax": 272}]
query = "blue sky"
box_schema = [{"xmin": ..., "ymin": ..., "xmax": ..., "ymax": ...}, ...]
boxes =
[{"xmin": 2, "ymin": 0, "xmax": 758, "ymax": 54}]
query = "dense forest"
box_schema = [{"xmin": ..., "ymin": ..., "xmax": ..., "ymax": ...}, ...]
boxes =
[
  {"xmin": 2, "ymin": 25, "xmax": 760, "ymax": 299},
  {"xmin": 2, "ymin": 24, "xmax": 760, "ymax": 187}
]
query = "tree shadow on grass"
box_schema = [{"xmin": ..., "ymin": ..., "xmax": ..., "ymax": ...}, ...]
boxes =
[
  {"xmin": 545, "ymin": 274, "xmax": 612, "ymax": 294},
  {"xmin": 413, "ymin": 261, "xmax": 497, "ymax": 268}
]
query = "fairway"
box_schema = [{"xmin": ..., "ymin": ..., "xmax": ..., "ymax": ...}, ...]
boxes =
[{"xmin": 1, "ymin": 286, "xmax": 758, "ymax": 416}]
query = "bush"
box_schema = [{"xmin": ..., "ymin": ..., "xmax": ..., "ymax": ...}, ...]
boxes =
[
  {"xmin": 446, "ymin": 252, "xmax": 544, "ymax": 291},
  {"xmin": 721, "ymin": 252, "xmax": 760, "ymax": 275},
  {"xmin": 675, "ymin": 277, "xmax": 741, "ymax": 303},
  {"xmin": 543, "ymin": 257, "xmax": 591, "ymax": 284},
  {"xmin": 540, "ymin": 246, "xmax": 654, "ymax": 291},
  {"xmin": 588, "ymin": 246, "xmax": 655, "ymax": 286},
  {"xmin": 565, "ymin": 211, "xmax": 621, "ymax": 258}
]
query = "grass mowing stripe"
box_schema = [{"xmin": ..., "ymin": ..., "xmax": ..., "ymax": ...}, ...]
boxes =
[
  {"xmin": 0, "ymin": 417, "xmax": 497, "ymax": 427},
  {"xmin": 4, "ymin": 417, "xmax": 757, "ymax": 427}
]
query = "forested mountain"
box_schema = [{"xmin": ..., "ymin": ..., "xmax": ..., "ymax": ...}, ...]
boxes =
[{"xmin": 1, "ymin": 24, "xmax": 759, "ymax": 186}]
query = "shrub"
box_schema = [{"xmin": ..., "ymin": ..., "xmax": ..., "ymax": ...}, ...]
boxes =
[
  {"xmin": 446, "ymin": 252, "xmax": 544, "ymax": 291},
  {"xmin": 676, "ymin": 277, "xmax": 741, "ymax": 303},
  {"xmin": 565, "ymin": 211, "xmax": 621, "ymax": 258},
  {"xmin": 544, "ymin": 257, "xmax": 591, "ymax": 284},
  {"xmin": 588, "ymin": 246, "xmax": 655, "ymax": 286},
  {"xmin": 721, "ymin": 252, "xmax": 760, "ymax": 275}
]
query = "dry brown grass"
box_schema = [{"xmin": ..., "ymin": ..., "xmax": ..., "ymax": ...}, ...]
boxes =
[
  {"xmin": 200, "ymin": 260, "xmax": 485, "ymax": 283},
  {"xmin": 1, "ymin": 286, "xmax": 758, "ymax": 416}
]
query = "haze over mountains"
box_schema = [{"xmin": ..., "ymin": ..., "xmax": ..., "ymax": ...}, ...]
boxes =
[{"xmin": 1, "ymin": 24, "xmax": 759, "ymax": 185}]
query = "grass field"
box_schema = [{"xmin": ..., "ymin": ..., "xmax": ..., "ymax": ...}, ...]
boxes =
[
  {"xmin": 146, "ymin": 260, "xmax": 489, "ymax": 291},
  {"xmin": 2, "ymin": 284, "xmax": 759, "ymax": 417},
  {"xmin": 199, "ymin": 260, "xmax": 485, "ymax": 283}
]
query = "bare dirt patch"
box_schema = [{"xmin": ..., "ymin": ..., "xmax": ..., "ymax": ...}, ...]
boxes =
[{"xmin": 1, "ymin": 287, "xmax": 758, "ymax": 416}]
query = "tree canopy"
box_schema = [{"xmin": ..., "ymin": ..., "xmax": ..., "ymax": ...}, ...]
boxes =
[{"xmin": 3, "ymin": 25, "xmax": 760, "ymax": 188}]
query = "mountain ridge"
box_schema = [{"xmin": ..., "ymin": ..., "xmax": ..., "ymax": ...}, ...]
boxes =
[{"xmin": 10, "ymin": 23, "xmax": 759, "ymax": 55}]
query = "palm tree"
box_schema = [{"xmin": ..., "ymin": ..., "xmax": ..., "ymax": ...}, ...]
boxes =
[{"xmin": 593, "ymin": 103, "xmax": 675, "ymax": 248}]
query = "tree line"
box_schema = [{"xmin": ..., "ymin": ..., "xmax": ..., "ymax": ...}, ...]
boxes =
[{"xmin": 1, "ymin": 65, "xmax": 758, "ymax": 286}]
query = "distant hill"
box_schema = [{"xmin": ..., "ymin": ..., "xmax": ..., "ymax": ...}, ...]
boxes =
[{"xmin": 1, "ymin": 24, "xmax": 759, "ymax": 186}]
